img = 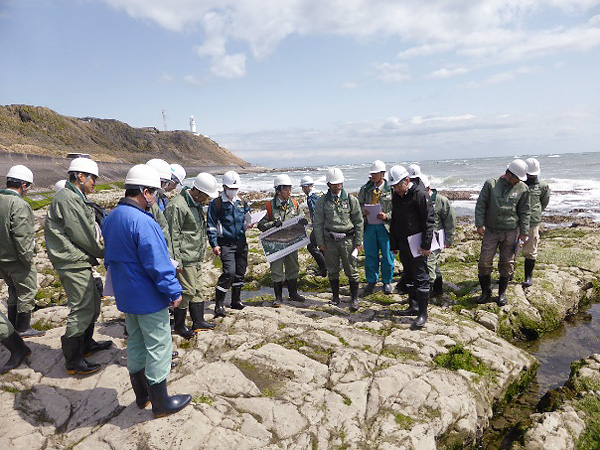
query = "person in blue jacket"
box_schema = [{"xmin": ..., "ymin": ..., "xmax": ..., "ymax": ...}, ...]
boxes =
[
  {"xmin": 207, "ymin": 171, "xmax": 252, "ymax": 318},
  {"xmin": 102, "ymin": 164, "xmax": 191, "ymax": 418}
]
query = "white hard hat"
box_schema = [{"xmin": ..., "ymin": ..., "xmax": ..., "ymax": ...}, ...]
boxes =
[
  {"xmin": 421, "ymin": 174, "xmax": 430, "ymax": 188},
  {"xmin": 389, "ymin": 165, "xmax": 409, "ymax": 186},
  {"xmin": 507, "ymin": 159, "xmax": 528, "ymax": 181},
  {"xmin": 6, "ymin": 165, "xmax": 34, "ymax": 183},
  {"xmin": 170, "ymin": 163, "xmax": 187, "ymax": 185},
  {"xmin": 326, "ymin": 168, "xmax": 345, "ymax": 184},
  {"xmin": 525, "ymin": 158, "xmax": 541, "ymax": 176},
  {"xmin": 193, "ymin": 173, "xmax": 219, "ymax": 198},
  {"xmin": 68, "ymin": 157, "xmax": 99, "ymax": 177},
  {"xmin": 370, "ymin": 160, "xmax": 386, "ymax": 173},
  {"xmin": 146, "ymin": 159, "xmax": 172, "ymax": 181},
  {"xmin": 273, "ymin": 174, "xmax": 293, "ymax": 188},
  {"xmin": 54, "ymin": 179, "xmax": 67, "ymax": 192},
  {"xmin": 300, "ymin": 175, "xmax": 314, "ymax": 186},
  {"xmin": 222, "ymin": 171, "xmax": 241, "ymax": 188},
  {"xmin": 125, "ymin": 164, "xmax": 162, "ymax": 189},
  {"xmin": 407, "ymin": 163, "xmax": 421, "ymax": 179}
]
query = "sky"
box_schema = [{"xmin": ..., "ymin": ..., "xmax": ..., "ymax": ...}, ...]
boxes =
[{"xmin": 1, "ymin": 0, "xmax": 599, "ymax": 167}]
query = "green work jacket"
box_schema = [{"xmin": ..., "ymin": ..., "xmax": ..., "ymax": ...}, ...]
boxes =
[
  {"xmin": 357, "ymin": 179, "xmax": 392, "ymax": 232},
  {"xmin": 528, "ymin": 179, "xmax": 551, "ymax": 226},
  {"xmin": 257, "ymin": 196, "xmax": 300, "ymax": 232},
  {"xmin": 430, "ymin": 189, "xmax": 456, "ymax": 246},
  {"xmin": 44, "ymin": 181, "xmax": 104, "ymax": 269},
  {"xmin": 313, "ymin": 189, "xmax": 363, "ymax": 248},
  {"xmin": 149, "ymin": 202, "xmax": 172, "ymax": 257},
  {"xmin": 475, "ymin": 176, "xmax": 530, "ymax": 235},
  {"xmin": 164, "ymin": 188, "xmax": 207, "ymax": 266},
  {"xmin": 0, "ymin": 189, "xmax": 36, "ymax": 264}
]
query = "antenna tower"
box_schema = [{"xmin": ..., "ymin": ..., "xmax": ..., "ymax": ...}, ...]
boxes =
[{"xmin": 162, "ymin": 110, "xmax": 168, "ymax": 131}]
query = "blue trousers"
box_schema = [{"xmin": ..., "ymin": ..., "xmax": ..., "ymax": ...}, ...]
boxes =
[{"xmin": 364, "ymin": 224, "xmax": 394, "ymax": 283}]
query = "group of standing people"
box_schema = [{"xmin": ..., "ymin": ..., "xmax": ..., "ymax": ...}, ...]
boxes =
[{"xmin": 0, "ymin": 154, "xmax": 550, "ymax": 418}]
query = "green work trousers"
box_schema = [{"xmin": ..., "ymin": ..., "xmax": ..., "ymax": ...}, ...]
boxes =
[
  {"xmin": 0, "ymin": 310, "xmax": 15, "ymax": 340},
  {"xmin": 270, "ymin": 250, "xmax": 299, "ymax": 283},
  {"xmin": 57, "ymin": 267, "xmax": 101, "ymax": 338},
  {"xmin": 176, "ymin": 264, "xmax": 203, "ymax": 310},
  {"xmin": 323, "ymin": 236, "xmax": 359, "ymax": 282},
  {"xmin": 427, "ymin": 249, "xmax": 441, "ymax": 281},
  {"xmin": 125, "ymin": 308, "xmax": 172, "ymax": 385},
  {"xmin": 0, "ymin": 261, "xmax": 38, "ymax": 313}
]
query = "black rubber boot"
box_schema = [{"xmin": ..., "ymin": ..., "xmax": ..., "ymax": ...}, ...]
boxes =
[
  {"xmin": 189, "ymin": 302, "xmax": 215, "ymax": 331},
  {"xmin": 476, "ymin": 275, "xmax": 493, "ymax": 304},
  {"xmin": 286, "ymin": 279, "xmax": 305, "ymax": 302},
  {"xmin": 214, "ymin": 289, "xmax": 227, "ymax": 318},
  {"xmin": 272, "ymin": 281, "xmax": 283, "ymax": 307},
  {"xmin": 349, "ymin": 280, "xmax": 359, "ymax": 312},
  {"xmin": 16, "ymin": 311, "xmax": 45, "ymax": 338},
  {"xmin": 173, "ymin": 308, "xmax": 195, "ymax": 339},
  {"xmin": 0, "ymin": 332, "xmax": 32, "ymax": 373},
  {"xmin": 129, "ymin": 369, "xmax": 150, "ymax": 408},
  {"xmin": 361, "ymin": 282, "xmax": 376, "ymax": 297},
  {"xmin": 230, "ymin": 287, "xmax": 245, "ymax": 310},
  {"xmin": 7, "ymin": 305, "xmax": 17, "ymax": 328},
  {"xmin": 522, "ymin": 259, "xmax": 535, "ymax": 288},
  {"xmin": 61, "ymin": 335, "xmax": 101, "ymax": 375},
  {"xmin": 497, "ymin": 276, "xmax": 510, "ymax": 306},
  {"xmin": 397, "ymin": 286, "xmax": 419, "ymax": 316},
  {"xmin": 147, "ymin": 378, "xmax": 192, "ymax": 418},
  {"xmin": 329, "ymin": 279, "xmax": 340, "ymax": 305},
  {"xmin": 308, "ymin": 246, "xmax": 327, "ymax": 277},
  {"xmin": 83, "ymin": 322, "xmax": 112, "ymax": 356},
  {"xmin": 412, "ymin": 291, "xmax": 429, "ymax": 328},
  {"xmin": 432, "ymin": 276, "xmax": 443, "ymax": 297}
]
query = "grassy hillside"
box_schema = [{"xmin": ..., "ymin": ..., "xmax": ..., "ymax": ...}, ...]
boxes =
[{"xmin": 0, "ymin": 104, "xmax": 249, "ymax": 166}]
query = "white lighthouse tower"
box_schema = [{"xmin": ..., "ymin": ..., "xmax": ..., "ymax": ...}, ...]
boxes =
[{"xmin": 190, "ymin": 115, "xmax": 198, "ymax": 135}]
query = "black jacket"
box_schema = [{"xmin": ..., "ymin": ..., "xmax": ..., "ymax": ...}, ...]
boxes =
[{"xmin": 390, "ymin": 182, "xmax": 434, "ymax": 251}]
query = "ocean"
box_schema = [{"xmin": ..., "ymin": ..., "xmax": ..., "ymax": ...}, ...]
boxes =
[{"xmin": 221, "ymin": 152, "xmax": 600, "ymax": 222}]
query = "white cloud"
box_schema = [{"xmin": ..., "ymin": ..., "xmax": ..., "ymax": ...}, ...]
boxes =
[
  {"xmin": 375, "ymin": 62, "xmax": 410, "ymax": 83},
  {"xmin": 428, "ymin": 67, "xmax": 469, "ymax": 79},
  {"xmin": 461, "ymin": 66, "xmax": 541, "ymax": 88},
  {"xmin": 341, "ymin": 82, "xmax": 359, "ymax": 89},
  {"xmin": 101, "ymin": 0, "xmax": 600, "ymax": 80},
  {"xmin": 183, "ymin": 75, "xmax": 206, "ymax": 86}
]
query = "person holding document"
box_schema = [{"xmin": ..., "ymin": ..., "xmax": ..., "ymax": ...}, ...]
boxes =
[
  {"xmin": 207, "ymin": 171, "xmax": 252, "ymax": 318},
  {"xmin": 258, "ymin": 174, "xmax": 307, "ymax": 306},
  {"xmin": 389, "ymin": 165, "xmax": 434, "ymax": 328},
  {"xmin": 423, "ymin": 175, "xmax": 456, "ymax": 297},
  {"xmin": 164, "ymin": 172, "xmax": 220, "ymax": 336},
  {"xmin": 357, "ymin": 160, "xmax": 394, "ymax": 295}
]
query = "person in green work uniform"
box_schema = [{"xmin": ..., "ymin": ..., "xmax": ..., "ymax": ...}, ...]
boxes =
[
  {"xmin": 0, "ymin": 165, "xmax": 44, "ymax": 337},
  {"xmin": 45, "ymin": 157, "xmax": 111, "ymax": 375},
  {"xmin": 146, "ymin": 159, "xmax": 173, "ymax": 255},
  {"xmin": 313, "ymin": 168, "xmax": 363, "ymax": 312},
  {"xmin": 165, "ymin": 172, "xmax": 219, "ymax": 337},
  {"xmin": 0, "ymin": 311, "xmax": 31, "ymax": 373},
  {"xmin": 422, "ymin": 175, "xmax": 456, "ymax": 297},
  {"xmin": 521, "ymin": 158, "xmax": 551, "ymax": 288},
  {"xmin": 357, "ymin": 160, "xmax": 394, "ymax": 296},
  {"xmin": 258, "ymin": 174, "xmax": 307, "ymax": 307},
  {"xmin": 475, "ymin": 159, "xmax": 530, "ymax": 306}
]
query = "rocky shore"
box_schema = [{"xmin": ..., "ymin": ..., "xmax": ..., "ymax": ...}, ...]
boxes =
[{"xmin": 1, "ymin": 187, "xmax": 599, "ymax": 449}]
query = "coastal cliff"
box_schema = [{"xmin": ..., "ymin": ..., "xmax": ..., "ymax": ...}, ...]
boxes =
[{"xmin": 0, "ymin": 104, "xmax": 249, "ymax": 166}]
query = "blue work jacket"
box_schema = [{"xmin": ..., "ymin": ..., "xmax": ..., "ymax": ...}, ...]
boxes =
[
  {"xmin": 102, "ymin": 198, "xmax": 182, "ymax": 314},
  {"xmin": 207, "ymin": 192, "xmax": 250, "ymax": 247}
]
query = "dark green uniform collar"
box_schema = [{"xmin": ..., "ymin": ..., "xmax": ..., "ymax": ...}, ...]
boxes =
[
  {"xmin": 325, "ymin": 189, "xmax": 348, "ymax": 202},
  {"xmin": 0, "ymin": 188, "xmax": 22, "ymax": 198},
  {"xmin": 182, "ymin": 187, "xmax": 199, "ymax": 208},
  {"xmin": 65, "ymin": 180, "xmax": 87, "ymax": 200}
]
